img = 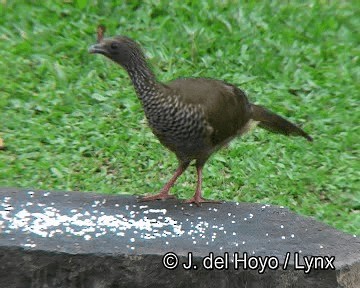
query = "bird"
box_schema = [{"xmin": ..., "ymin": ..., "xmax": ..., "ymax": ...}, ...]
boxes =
[{"xmin": 88, "ymin": 27, "xmax": 312, "ymax": 206}]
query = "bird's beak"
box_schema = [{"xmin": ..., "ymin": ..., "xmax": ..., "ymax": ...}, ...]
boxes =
[{"xmin": 88, "ymin": 43, "xmax": 107, "ymax": 55}]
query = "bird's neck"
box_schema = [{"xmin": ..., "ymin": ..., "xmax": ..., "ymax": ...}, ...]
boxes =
[{"xmin": 125, "ymin": 60, "xmax": 158, "ymax": 103}]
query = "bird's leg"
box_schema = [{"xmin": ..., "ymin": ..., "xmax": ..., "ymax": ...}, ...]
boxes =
[
  {"xmin": 141, "ymin": 162, "xmax": 190, "ymax": 201},
  {"xmin": 185, "ymin": 164, "xmax": 222, "ymax": 206}
]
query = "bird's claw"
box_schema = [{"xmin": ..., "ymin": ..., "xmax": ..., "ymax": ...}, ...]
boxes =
[
  {"xmin": 139, "ymin": 193, "xmax": 176, "ymax": 202},
  {"xmin": 184, "ymin": 196, "xmax": 222, "ymax": 207}
]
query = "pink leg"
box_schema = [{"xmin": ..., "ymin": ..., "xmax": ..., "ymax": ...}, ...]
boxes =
[
  {"xmin": 185, "ymin": 165, "xmax": 222, "ymax": 206},
  {"xmin": 141, "ymin": 162, "xmax": 189, "ymax": 202}
]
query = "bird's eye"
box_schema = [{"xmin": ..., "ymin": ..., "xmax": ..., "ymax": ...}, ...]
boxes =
[{"xmin": 110, "ymin": 42, "xmax": 118, "ymax": 49}]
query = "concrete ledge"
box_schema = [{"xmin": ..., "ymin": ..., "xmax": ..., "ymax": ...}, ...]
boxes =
[{"xmin": 0, "ymin": 188, "xmax": 359, "ymax": 288}]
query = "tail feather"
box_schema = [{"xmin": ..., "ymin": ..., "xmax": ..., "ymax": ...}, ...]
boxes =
[{"xmin": 251, "ymin": 104, "xmax": 313, "ymax": 142}]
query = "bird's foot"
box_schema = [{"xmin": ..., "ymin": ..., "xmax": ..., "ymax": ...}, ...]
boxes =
[
  {"xmin": 139, "ymin": 192, "xmax": 176, "ymax": 202},
  {"xmin": 184, "ymin": 196, "xmax": 222, "ymax": 207}
]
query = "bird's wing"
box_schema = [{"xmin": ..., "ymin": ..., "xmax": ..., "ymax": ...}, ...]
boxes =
[{"xmin": 166, "ymin": 78, "xmax": 252, "ymax": 145}]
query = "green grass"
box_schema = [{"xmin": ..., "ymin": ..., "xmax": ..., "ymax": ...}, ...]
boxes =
[{"xmin": 0, "ymin": 1, "xmax": 359, "ymax": 235}]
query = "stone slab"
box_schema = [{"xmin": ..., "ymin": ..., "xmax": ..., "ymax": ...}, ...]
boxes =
[{"xmin": 0, "ymin": 188, "xmax": 359, "ymax": 288}]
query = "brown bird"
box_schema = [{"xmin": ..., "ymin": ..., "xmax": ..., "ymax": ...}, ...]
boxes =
[{"xmin": 89, "ymin": 29, "xmax": 312, "ymax": 206}]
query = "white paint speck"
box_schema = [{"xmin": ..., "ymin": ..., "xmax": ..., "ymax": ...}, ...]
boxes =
[
  {"xmin": 23, "ymin": 243, "xmax": 36, "ymax": 248},
  {"xmin": 92, "ymin": 201, "xmax": 100, "ymax": 207}
]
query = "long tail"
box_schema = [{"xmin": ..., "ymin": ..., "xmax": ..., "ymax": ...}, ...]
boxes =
[{"xmin": 251, "ymin": 104, "xmax": 313, "ymax": 142}]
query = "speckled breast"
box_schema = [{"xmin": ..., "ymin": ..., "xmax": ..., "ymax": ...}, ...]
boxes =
[{"xmin": 143, "ymin": 99, "xmax": 212, "ymax": 161}]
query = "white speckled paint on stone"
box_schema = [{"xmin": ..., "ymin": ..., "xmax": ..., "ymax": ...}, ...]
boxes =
[
  {"xmin": 0, "ymin": 196, "xmax": 184, "ymax": 242},
  {"xmin": 0, "ymin": 191, "xmax": 298, "ymax": 252}
]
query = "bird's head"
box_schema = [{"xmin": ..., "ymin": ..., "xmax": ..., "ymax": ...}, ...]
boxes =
[{"xmin": 88, "ymin": 26, "xmax": 145, "ymax": 69}]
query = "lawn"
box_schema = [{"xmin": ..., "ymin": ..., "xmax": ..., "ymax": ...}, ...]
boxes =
[{"xmin": 0, "ymin": 1, "xmax": 359, "ymax": 235}]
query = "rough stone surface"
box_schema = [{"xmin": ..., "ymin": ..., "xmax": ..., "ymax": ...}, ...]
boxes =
[{"xmin": 0, "ymin": 188, "xmax": 359, "ymax": 288}]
